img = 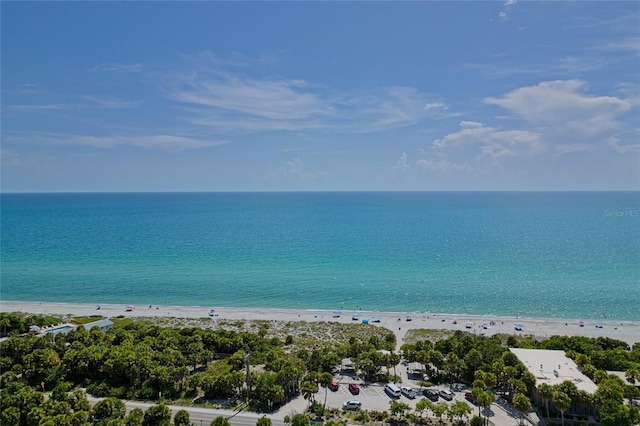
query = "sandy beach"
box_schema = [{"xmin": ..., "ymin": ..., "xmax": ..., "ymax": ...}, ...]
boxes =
[{"xmin": 2, "ymin": 301, "xmax": 639, "ymax": 347}]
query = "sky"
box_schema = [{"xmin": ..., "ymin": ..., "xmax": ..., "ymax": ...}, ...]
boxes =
[{"xmin": 1, "ymin": 1, "xmax": 639, "ymax": 192}]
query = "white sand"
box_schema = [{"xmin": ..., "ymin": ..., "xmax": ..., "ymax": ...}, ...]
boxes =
[{"xmin": 2, "ymin": 301, "xmax": 639, "ymax": 346}]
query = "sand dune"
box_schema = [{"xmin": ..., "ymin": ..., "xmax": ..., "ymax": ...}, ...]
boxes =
[{"xmin": 2, "ymin": 301, "xmax": 639, "ymax": 346}]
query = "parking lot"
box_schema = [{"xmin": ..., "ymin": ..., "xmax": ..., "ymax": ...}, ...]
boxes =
[{"xmin": 311, "ymin": 378, "xmax": 528, "ymax": 425}]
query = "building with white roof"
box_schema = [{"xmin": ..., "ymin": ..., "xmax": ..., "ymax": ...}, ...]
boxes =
[{"xmin": 509, "ymin": 348, "xmax": 598, "ymax": 394}]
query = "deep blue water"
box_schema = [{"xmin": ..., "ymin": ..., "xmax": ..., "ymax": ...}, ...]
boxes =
[{"xmin": 1, "ymin": 192, "xmax": 639, "ymax": 320}]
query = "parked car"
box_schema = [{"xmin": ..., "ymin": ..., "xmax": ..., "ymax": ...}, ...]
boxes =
[
  {"xmin": 439, "ymin": 389, "xmax": 454, "ymax": 401},
  {"xmin": 465, "ymin": 391, "xmax": 477, "ymax": 405},
  {"xmin": 401, "ymin": 386, "xmax": 416, "ymax": 399},
  {"xmin": 329, "ymin": 382, "xmax": 339, "ymax": 392},
  {"xmin": 348, "ymin": 383, "xmax": 360, "ymax": 395},
  {"xmin": 343, "ymin": 400, "xmax": 361, "ymax": 410},
  {"xmin": 424, "ymin": 389, "xmax": 439, "ymax": 401}
]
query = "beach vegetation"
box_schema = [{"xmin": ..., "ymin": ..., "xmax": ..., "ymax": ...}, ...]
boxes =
[{"xmin": 2, "ymin": 312, "xmax": 640, "ymax": 425}]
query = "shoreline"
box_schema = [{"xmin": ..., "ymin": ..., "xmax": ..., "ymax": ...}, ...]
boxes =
[{"xmin": 2, "ymin": 300, "xmax": 639, "ymax": 346}]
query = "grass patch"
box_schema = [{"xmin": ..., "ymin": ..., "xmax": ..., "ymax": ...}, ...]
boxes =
[{"xmin": 404, "ymin": 328, "xmax": 455, "ymax": 344}]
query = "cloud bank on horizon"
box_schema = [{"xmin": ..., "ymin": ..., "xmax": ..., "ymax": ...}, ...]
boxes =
[{"xmin": 1, "ymin": 1, "xmax": 638, "ymax": 191}]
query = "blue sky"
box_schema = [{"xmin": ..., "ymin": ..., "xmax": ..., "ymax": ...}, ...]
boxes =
[{"xmin": 2, "ymin": 1, "xmax": 639, "ymax": 192}]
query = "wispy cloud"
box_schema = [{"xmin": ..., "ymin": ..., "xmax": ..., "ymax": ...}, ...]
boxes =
[
  {"xmin": 93, "ymin": 63, "xmax": 142, "ymax": 73},
  {"xmin": 593, "ymin": 37, "xmax": 640, "ymax": 53},
  {"xmin": 170, "ymin": 69, "xmax": 455, "ymax": 134},
  {"xmin": 82, "ymin": 95, "xmax": 142, "ymax": 109},
  {"xmin": 4, "ymin": 132, "xmax": 227, "ymax": 152},
  {"xmin": 466, "ymin": 55, "xmax": 615, "ymax": 78},
  {"xmin": 11, "ymin": 103, "xmax": 78, "ymax": 112},
  {"xmin": 12, "ymin": 96, "xmax": 141, "ymax": 113},
  {"xmin": 268, "ymin": 158, "xmax": 325, "ymax": 183}
]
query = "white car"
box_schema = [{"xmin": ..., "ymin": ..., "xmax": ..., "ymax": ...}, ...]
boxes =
[
  {"xmin": 439, "ymin": 389, "xmax": 454, "ymax": 401},
  {"xmin": 343, "ymin": 400, "xmax": 362, "ymax": 410}
]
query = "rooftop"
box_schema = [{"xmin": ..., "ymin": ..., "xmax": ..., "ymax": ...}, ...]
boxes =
[{"xmin": 510, "ymin": 348, "xmax": 598, "ymax": 394}]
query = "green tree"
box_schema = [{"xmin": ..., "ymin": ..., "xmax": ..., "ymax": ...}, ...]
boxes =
[
  {"xmin": 173, "ymin": 409, "xmax": 190, "ymax": 426},
  {"xmin": 465, "ymin": 349, "xmax": 483, "ymax": 374},
  {"xmin": 125, "ymin": 408, "xmax": 144, "ymax": 426},
  {"xmin": 537, "ymin": 382, "xmax": 553, "ymax": 417},
  {"xmin": 300, "ymin": 377, "xmax": 318, "ymax": 407},
  {"xmin": 256, "ymin": 416, "xmax": 272, "ymax": 426},
  {"xmin": 317, "ymin": 371, "xmax": 333, "ymax": 412},
  {"xmin": 552, "ymin": 391, "xmax": 571, "ymax": 426},
  {"xmin": 290, "ymin": 414, "xmax": 310, "ymax": 426},
  {"xmin": 431, "ymin": 402, "xmax": 448, "ymax": 425},
  {"xmin": 211, "ymin": 416, "xmax": 231, "ymax": 426},
  {"xmin": 414, "ymin": 397, "xmax": 433, "ymax": 418},
  {"xmin": 470, "ymin": 415, "xmax": 483, "ymax": 426},
  {"xmin": 449, "ymin": 400, "xmax": 472, "ymax": 424},
  {"xmin": 143, "ymin": 403, "xmax": 172, "ymax": 426},
  {"xmin": 389, "ymin": 400, "xmax": 411, "ymax": 418},
  {"xmin": 91, "ymin": 397, "xmax": 126, "ymax": 423},
  {"xmin": 512, "ymin": 393, "xmax": 531, "ymax": 426},
  {"xmin": 477, "ymin": 390, "xmax": 495, "ymax": 426}
]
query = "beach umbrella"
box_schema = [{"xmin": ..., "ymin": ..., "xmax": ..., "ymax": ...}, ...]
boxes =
[
  {"xmin": 514, "ymin": 322, "xmax": 524, "ymax": 330},
  {"xmin": 332, "ymin": 311, "xmax": 342, "ymax": 317}
]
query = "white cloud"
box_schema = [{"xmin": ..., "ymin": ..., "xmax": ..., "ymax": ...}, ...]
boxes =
[
  {"xmin": 554, "ymin": 143, "xmax": 592, "ymax": 156},
  {"xmin": 0, "ymin": 149, "xmax": 22, "ymax": 166},
  {"xmin": 416, "ymin": 158, "xmax": 475, "ymax": 174},
  {"xmin": 12, "ymin": 103, "xmax": 78, "ymax": 112},
  {"xmin": 82, "ymin": 96, "xmax": 141, "ymax": 109},
  {"xmin": 484, "ymin": 80, "xmax": 633, "ymax": 134},
  {"xmin": 270, "ymin": 158, "xmax": 325, "ymax": 181},
  {"xmin": 171, "ymin": 69, "xmax": 455, "ymax": 133},
  {"xmin": 392, "ymin": 152, "xmax": 412, "ymax": 175},
  {"xmin": 504, "ymin": 0, "xmax": 517, "ymax": 5},
  {"xmin": 498, "ymin": 11, "xmax": 508, "ymax": 21},
  {"xmin": 12, "ymin": 96, "xmax": 141, "ymax": 113},
  {"xmin": 5, "ymin": 133, "xmax": 226, "ymax": 152},
  {"xmin": 433, "ymin": 121, "xmax": 543, "ymax": 158},
  {"xmin": 93, "ymin": 63, "xmax": 142, "ymax": 73},
  {"xmin": 606, "ymin": 136, "xmax": 640, "ymax": 154},
  {"xmin": 593, "ymin": 37, "xmax": 640, "ymax": 53}
]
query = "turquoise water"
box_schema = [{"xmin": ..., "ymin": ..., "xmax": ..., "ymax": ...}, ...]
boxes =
[{"xmin": 1, "ymin": 192, "xmax": 639, "ymax": 320}]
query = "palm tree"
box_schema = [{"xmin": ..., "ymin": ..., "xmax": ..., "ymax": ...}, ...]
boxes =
[
  {"xmin": 477, "ymin": 390, "xmax": 495, "ymax": 426},
  {"xmin": 512, "ymin": 393, "xmax": 531, "ymax": 426},
  {"xmin": 552, "ymin": 391, "xmax": 571, "ymax": 426},
  {"xmin": 388, "ymin": 352, "xmax": 401, "ymax": 381},
  {"xmin": 537, "ymin": 382, "xmax": 553, "ymax": 417},
  {"xmin": 300, "ymin": 379, "xmax": 318, "ymax": 408},
  {"xmin": 317, "ymin": 372, "xmax": 333, "ymax": 413}
]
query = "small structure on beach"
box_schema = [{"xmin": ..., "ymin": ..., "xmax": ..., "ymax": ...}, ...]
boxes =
[
  {"xmin": 341, "ymin": 358, "xmax": 355, "ymax": 371},
  {"xmin": 80, "ymin": 319, "xmax": 114, "ymax": 333},
  {"xmin": 407, "ymin": 361, "xmax": 426, "ymax": 377}
]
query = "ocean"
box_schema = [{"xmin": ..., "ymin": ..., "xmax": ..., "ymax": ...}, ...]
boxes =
[{"xmin": 1, "ymin": 192, "xmax": 639, "ymax": 321}]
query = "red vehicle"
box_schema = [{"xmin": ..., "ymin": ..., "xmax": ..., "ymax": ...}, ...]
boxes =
[
  {"xmin": 348, "ymin": 383, "xmax": 360, "ymax": 395},
  {"xmin": 465, "ymin": 391, "xmax": 477, "ymax": 405},
  {"xmin": 329, "ymin": 382, "xmax": 339, "ymax": 392}
]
